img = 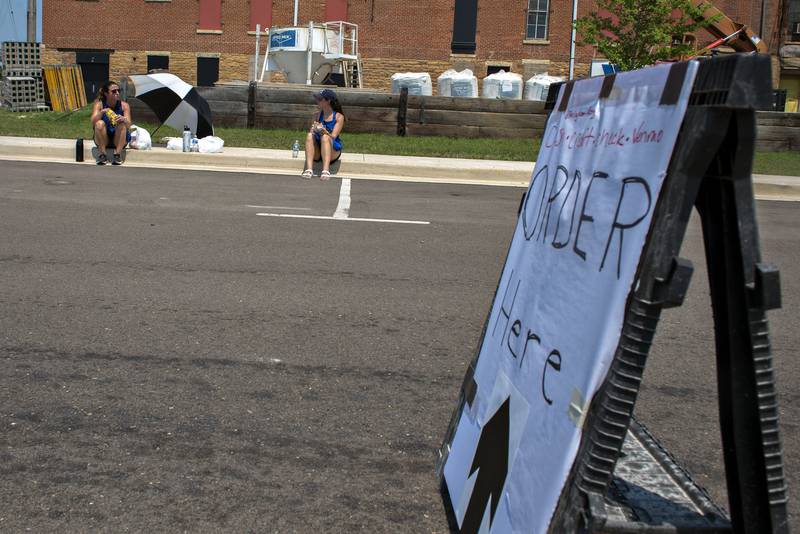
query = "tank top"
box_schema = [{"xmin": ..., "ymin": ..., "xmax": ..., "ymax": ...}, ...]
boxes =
[
  {"xmin": 318, "ymin": 110, "xmax": 341, "ymax": 143},
  {"xmin": 101, "ymin": 98, "xmax": 125, "ymax": 129}
]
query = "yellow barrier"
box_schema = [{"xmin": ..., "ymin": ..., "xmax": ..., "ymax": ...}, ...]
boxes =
[{"xmin": 43, "ymin": 65, "xmax": 87, "ymax": 112}]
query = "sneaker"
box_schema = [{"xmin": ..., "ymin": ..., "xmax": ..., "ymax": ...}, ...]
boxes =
[
  {"xmin": 112, "ymin": 153, "xmax": 123, "ymax": 165},
  {"xmin": 97, "ymin": 153, "xmax": 108, "ymax": 165}
]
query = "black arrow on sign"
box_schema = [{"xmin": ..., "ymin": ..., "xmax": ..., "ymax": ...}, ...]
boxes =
[{"xmin": 460, "ymin": 397, "xmax": 510, "ymax": 534}]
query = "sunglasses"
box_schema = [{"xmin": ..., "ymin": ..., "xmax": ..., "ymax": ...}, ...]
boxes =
[{"xmin": 110, "ymin": 89, "xmax": 120, "ymax": 94}]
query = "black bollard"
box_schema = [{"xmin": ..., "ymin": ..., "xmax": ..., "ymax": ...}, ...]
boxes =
[{"xmin": 75, "ymin": 138, "xmax": 84, "ymax": 162}]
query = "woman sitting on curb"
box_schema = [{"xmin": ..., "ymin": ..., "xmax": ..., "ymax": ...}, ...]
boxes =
[
  {"xmin": 91, "ymin": 80, "xmax": 132, "ymax": 165},
  {"xmin": 302, "ymin": 89, "xmax": 345, "ymax": 181}
]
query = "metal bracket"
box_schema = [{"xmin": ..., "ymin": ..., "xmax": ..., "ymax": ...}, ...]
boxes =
[
  {"xmin": 585, "ymin": 492, "xmax": 609, "ymax": 532},
  {"xmin": 749, "ymin": 263, "xmax": 782, "ymax": 311},
  {"xmin": 656, "ymin": 257, "xmax": 694, "ymax": 309}
]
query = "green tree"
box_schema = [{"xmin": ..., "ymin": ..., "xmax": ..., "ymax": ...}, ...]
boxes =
[{"xmin": 576, "ymin": 0, "xmax": 717, "ymax": 71}]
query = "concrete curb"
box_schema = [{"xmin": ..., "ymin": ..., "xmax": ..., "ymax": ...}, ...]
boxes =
[
  {"xmin": 0, "ymin": 136, "xmax": 797, "ymax": 198},
  {"xmin": 0, "ymin": 136, "xmax": 532, "ymax": 187}
]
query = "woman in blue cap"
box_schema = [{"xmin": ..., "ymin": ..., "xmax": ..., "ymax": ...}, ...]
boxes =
[{"xmin": 302, "ymin": 88, "xmax": 345, "ymax": 180}]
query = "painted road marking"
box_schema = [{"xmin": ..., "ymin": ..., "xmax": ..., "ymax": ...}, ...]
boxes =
[
  {"xmin": 246, "ymin": 205, "xmax": 313, "ymax": 210},
  {"xmin": 256, "ymin": 213, "xmax": 430, "ymax": 225},
  {"xmin": 255, "ymin": 177, "xmax": 429, "ymax": 224},
  {"xmin": 333, "ymin": 178, "xmax": 351, "ymax": 219}
]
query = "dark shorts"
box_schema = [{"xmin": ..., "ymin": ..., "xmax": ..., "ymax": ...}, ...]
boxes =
[{"xmin": 94, "ymin": 124, "xmax": 131, "ymax": 147}]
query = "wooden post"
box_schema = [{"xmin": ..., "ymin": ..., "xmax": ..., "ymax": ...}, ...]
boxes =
[
  {"xmin": 27, "ymin": 0, "xmax": 36, "ymax": 42},
  {"xmin": 247, "ymin": 81, "xmax": 257, "ymax": 129},
  {"xmin": 397, "ymin": 87, "xmax": 408, "ymax": 137}
]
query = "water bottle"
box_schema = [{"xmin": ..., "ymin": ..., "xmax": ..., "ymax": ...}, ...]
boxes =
[
  {"xmin": 292, "ymin": 139, "xmax": 300, "ymax": 158},
  {"xmin": 75, "ymin": 138, "xmax": 84, "ymax": 162},
  {"xmin": 191, "ymin": 136, "xmax": 199, "ymax": 152},
  {"xmin": 182, "ymin": 126, "xmax": 192, "ymax": 152}
]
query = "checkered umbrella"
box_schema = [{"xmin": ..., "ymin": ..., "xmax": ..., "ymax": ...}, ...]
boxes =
[{"xmin": 128, "ymin": 73, "xmax": 213, "ymax": 138}]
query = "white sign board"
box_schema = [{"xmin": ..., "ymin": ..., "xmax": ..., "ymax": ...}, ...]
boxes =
[{"xmin": 442, "ymin": 62, "xmax": 698, "ymax": 534}]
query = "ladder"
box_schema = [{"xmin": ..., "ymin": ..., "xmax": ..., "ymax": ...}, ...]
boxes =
[{"xmin": 342, "ymin": 56, "xmax": 363, "ymax": 89}]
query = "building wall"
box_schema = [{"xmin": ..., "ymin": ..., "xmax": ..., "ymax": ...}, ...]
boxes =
[{"xmin": 42, "ymin": 0, "xmax": 780, "ymax": 91}]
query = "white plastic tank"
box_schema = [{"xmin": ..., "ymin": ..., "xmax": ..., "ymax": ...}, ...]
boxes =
[
  {"xmin": 390, "ymin": 72, "xmax": 433, "ymax": 96},
  {"xmin": 437, "ymin": 69, "xmax": 478, "ymax": 97},
  {"xmin": 523, "ymin": 73, "xmax": 564, "ymax": 102},
  {"xmin": 482, "ymin": 70, "xmax": 523, "ymax": 100},
  {"xmin": 262, "ymin": 23, "xmax": 356, "ymax": 84}
]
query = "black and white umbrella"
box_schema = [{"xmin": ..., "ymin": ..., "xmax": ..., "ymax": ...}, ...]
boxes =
[{"xmin": 128, "ymin": 73, "xmax": 213, "ymax": 138}]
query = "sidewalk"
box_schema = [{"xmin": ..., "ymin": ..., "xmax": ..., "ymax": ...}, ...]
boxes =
[
  {"xmin": 0, "ymin": 136, "xmax": 797, "ymax": 198},
  {"xmin": 0, "ymin": 136, "xmax": 532, "ymax": 187}
]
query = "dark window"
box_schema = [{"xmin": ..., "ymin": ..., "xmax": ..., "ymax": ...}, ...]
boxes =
[
  {"xmin": 526, "ymin": 0, "xmax": 549, "ymax": 40},
  {"xmin": 789, "ymin": 0, "xmax": 800, "ymax": 39},
  {"xmin": 451, "ymin": 0, "xmax": 478, "ymax": 54},
  {"xmin": 199, "ymin": 0, "xmax": 222, "ymax": 30},
  {"xmin": 147, "ymin": 55, "xmax": 169, "ymax": 72},
  {"xmin": 197, "ymin": 56, "xmax": 219, "ymax": 87},
  {"xmin": 487, "ymin": 65, "xmax": 510, "ymax": 76}
]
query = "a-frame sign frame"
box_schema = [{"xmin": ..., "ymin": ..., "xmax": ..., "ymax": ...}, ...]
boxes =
[{"xmin": 437, "ymin": 54, "xmax": 789, "ymax": 533}]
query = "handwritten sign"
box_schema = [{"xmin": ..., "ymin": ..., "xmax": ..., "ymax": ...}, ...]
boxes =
[{"xmin": 442, "ymin": 62, "xmax": 698, "ymax": 534}]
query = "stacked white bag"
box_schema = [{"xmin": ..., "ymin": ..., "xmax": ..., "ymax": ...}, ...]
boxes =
[
  {"xmin": 437, "ymin": 69, "xmax": 478, "ymax": 97},
  {"xmin": 390, "ymin": 72, "xmax": 433, "ymax": 96},
  {"xmin": 524, "ymin": 73, "xmax": 565, "ymax": 102},
  {"xmin": 482, "ymin": 70, "xmax": 523, "ymax": 100}
]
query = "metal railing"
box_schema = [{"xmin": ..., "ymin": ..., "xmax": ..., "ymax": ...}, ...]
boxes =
[{"xmin": 321, "ymin": 21, "xmax": 358, "ymax": 58}]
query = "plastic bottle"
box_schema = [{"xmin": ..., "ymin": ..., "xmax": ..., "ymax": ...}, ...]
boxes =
[
  {"xmin": 182, "ymin": 126, "xmax": 192, "ymax": 152},
  {"xmin": 292, "ymin": 139, "xmax": 300, "ymax": 158},
  {"xmin": 191, "ymin": 136, "xmax": 199, "ymax": 152}
]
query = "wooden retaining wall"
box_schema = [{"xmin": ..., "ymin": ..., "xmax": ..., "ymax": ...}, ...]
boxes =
[
  {"xmin": 754, "ymin": 111, "xmax": 800, "ymax": 152},
  {"xmin": 127, "ymin": 83, "xmax": 799, "ymax": 151},
  {"xmin": 128, "ymin": 83, "xmax": 547, "ymax": 140}
]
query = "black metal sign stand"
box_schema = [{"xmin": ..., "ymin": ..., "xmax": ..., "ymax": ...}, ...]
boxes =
[{"xmin": 438, "ymin": 54, "xmax": 789, "ymax": 534}]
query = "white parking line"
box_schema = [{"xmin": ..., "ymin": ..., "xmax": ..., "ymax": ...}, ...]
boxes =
[
  {"xmin": 246, "ymin": 205, "xmax": 313, "ymax": 210},
  {"xmin": 254, "ymin": 177, "xmax": 430, "ymax": 225},
  {"xmin": 256, "ymin": 213, "xmax": 430, "ymax": 225},
  {"xmin": 333, "ymin": 178, "xmax": 351, "ymax": 219}
]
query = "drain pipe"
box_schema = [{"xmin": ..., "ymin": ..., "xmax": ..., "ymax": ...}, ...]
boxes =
[
  {"xmin": 253, "ymin": 23, "xmax": 261, "ymax": 81},
  {"xmin": 294, "ymin": 0, "xmax": 299, "ymax": 26},
  {"xmin": 569, "ymin": 0, "xmax": 578, "ymax": 79},
  {"xmin": 307, "ymin": 21, "xmax": 313, "ymax": 85}
]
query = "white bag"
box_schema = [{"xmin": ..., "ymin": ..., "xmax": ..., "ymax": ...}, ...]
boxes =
[
  {"xmin": 129, "ymin": 125, "xmax": 152, "ymax": 150},
  {"xmin": 198, "ymin": 136, "xmax": 224, "ymax": 154},
  {"xmin": 166, "ymin": 137, "xmax": 183, "ymax": 151},
  {"xmin": 482, "ymin": 70, "xmax": 524, "ymax": 100},
  {"xmin": 523, "ymin": 73, "xmax": 564, "ymax": 102},
  {"xmin": 437, "ymin": 69, "xmax": 478, "ymax": 97},
  {"xmin": 390, "ymin": 72, "xmax": 433, "ymax": 96}
]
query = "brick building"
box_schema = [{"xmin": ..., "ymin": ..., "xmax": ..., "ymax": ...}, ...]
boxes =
[
  {"xmin": 779, "ymin": 0, "xmax": 800, "ymax": 107},
  {"xmin": 42, "ymin": 0, "xmax": 786, "ymax": 99}
]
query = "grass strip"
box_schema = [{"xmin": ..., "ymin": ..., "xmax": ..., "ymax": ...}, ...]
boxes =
[{"xmin": 0, "ymin": 107, "xmax": 797, "ymax": 175}]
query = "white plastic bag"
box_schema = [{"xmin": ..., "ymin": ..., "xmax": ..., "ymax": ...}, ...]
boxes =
[
  {"xmin": 198, "ymin": 136, "xmax": 224, "ymax": 153},
  {"xmin": 129, "ymin": 125, "xmax": 152, "ymax": 150},
  {"xmin": 390, "ymin": 72, "xmax": 433, "ymax": 96},
  {"xmin": 166, "ymin": 137, "xmax": 183, "ymax": 151},
  {"xmin": 523, "ymin": 73, "xmax": 564, "ymax": 101},
  {"xmin": 437, "ymin": 69, "xmax": 478, "ymax": 97},
  {"xmin": 482, "ymin": 70, "xmax": 524, "ymax": 99}
]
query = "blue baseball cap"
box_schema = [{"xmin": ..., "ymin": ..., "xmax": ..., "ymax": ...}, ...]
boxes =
[{"xmin": 313, "ymin": 89, "xmax": 337, "ymax": 101}]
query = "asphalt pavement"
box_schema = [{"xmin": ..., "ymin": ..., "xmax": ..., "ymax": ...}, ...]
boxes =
[{"xmin": 0, "ymin": 161, "xmax": 797, "ymax": 532}]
